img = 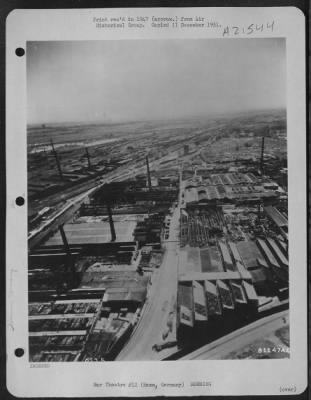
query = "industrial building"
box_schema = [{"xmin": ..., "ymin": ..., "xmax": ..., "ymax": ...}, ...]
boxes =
[
  {"xmin": 176, "ymin": 232, "xmax": 288, "ymax": 348},
  {"xmin": 28, "ymin": 111, "xmax": 289, "ymax": 361},
  {"xmin": 28, "ymin": 294, "xmax": 143, "ymax": 361},
  {"xmin": 264, "ymin": 205, "xmax": 288, "ymax": 240},
  {"xmin": 236, "ymin": 239, "xmax": 288, "ymax": 296},
  {"xmin": 45, "ymin": 219, "xmax": 137, "ymax": 246},
  {"xmin": 29, "ymin": 298, "xmax": 101, "ymax": 362},
  {"xmin": 180, "ymin": 208, "xmax": 224, "ymax": 246},
  {"xmin": 28, "ymin": 154, "xmax": 179, "ymax": 361},
  {"xmin": 182, "ymin": 173, "xmax": 280, "ymax": 208},
  {"xmin": 177, "ymin": 276, "xmax": 259, "ymax": 347}
]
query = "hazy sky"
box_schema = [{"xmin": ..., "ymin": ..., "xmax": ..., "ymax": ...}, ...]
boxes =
[{"xmin": 27, "ymin": 39, "xmax": 286, "ymax": 124}]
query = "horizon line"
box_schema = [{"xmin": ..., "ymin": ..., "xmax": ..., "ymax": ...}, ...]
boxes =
[{"xmin": 27, "ymin": 107, "xmax": 287, "ymax": 128}]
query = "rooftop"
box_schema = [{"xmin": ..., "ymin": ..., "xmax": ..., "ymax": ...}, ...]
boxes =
[
  {"xmin": 179, "ymin": 246, "xmax": 224, "ymax": 275},
  {"xmin": 45, "ymin": 220, "xmax": 137, "ymax": 246},
  {"xmin": 237, "ymin": 241, "xmax": 268, "ymax": 270},
  {"xmin": 179, "ymin": 271, "xmax": 241, "ymax": 282},
  {"xmin": 264, "ymin": 206, "xmax": 288, "ymax": 227}
]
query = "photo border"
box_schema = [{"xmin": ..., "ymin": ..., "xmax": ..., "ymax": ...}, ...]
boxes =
[{"xmin": 3, "ymin": 3, "xmax": 310, "ymax": 400}]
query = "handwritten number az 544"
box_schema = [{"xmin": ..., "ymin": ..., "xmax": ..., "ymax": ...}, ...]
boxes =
[{"xmin": 222, "ymin": 22, "xmax": 273, "ymax": 37}]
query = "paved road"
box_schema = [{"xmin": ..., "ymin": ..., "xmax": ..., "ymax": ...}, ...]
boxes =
[{"xmin": 116, "ymin": 200, "xmax": 181, "ymax": 361}]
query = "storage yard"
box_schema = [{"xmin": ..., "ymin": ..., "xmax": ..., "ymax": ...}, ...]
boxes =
[{"xmin": 27, "ymin": 109, "xmax": 289, "ymax": 360}]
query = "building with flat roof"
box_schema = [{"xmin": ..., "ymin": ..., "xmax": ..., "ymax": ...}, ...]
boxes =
[
  {"xmin": 236, "ymin": 240, "xmax": 282, "ymax": 296},
  {"xmin": 179, "ymin": 271, "xmax": 241, "ymax": 282},
  {"xmin": 45, "ymin": 220, "xmax": 137, "ymax": 246},
  {"xmin": 182, "ymin": 173, "xmax": 279, "ymax": 208},
  {"xmin": 179, "ymin": 245, "xmax": 224, "ymax": 275},
  {"xmin": 237, "ymin": 241, "xmax": 268, "ymax": 271},
  {"xmin": 28, "ymin": 298, "xmax": 102, "ymax": 362}
]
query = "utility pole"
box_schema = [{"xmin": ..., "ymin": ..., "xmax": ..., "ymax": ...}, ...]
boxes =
[
  {"xmin": 260, "ymin": 137, "xmax": 265, "ymax": 176},
  {"xmin": 107, "ymin": 203, "xmax": 116, "ymax": 242},
  {"xmin": 59, "ymin": 224, "xmax": 75, "ymax": 285},
  {"xmin": 50, "ymin": 139, "xmax": 64, "ymax": 180},
  {"xmin": 146, "ymin": 155, "xmax": 152, "ymax": 190}
]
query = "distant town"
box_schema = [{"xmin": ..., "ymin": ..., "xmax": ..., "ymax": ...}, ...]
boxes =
[{"xmin": 27, "ymin": 109, "xmax": 289, "ymax": 362}]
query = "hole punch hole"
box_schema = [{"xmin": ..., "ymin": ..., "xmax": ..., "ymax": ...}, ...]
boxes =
[
  {"xmin": 15, "ymin": 48, "xmax": 25, "ymax": 57},
  {"xmin": 15, "ymin": 196, "xmax": 25, "ymax": 206},
  {"xmin": 15, "ymin": 348, "xmax": 24, "ymax": 357}
]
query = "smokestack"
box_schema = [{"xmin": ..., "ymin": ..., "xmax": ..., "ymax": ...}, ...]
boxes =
[
  {"xmin": 50, "ymin": 139, "xmax": 64, "ymax": 180},
  {"xmin": 260, "ymin": 137, "xmax": 265, "ymax": 176},
  {"xmin": 59, "ymin": 224, "xmax": 71, "ymax": 256},
  {"xmin": 85, "ymin": 147, "xmax": 92, "ymax": 169},
  {"xmin": 59, "ymin": 224, "xmax": 75, "ymax": 280},
  {"xmin": 146, "ymin": 155, "xmax": 152, "ymax": 190},
  {"xmin": 107, "ymin": 204, "xmax": 116, "ymax": 242}
]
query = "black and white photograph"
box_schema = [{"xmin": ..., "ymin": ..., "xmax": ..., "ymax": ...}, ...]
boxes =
[
  {"xmin": 27, "ymin": 38, "xmax": 290, "ymax": 362},
  {"xmin": 5, "ymin": 7, "xmax": 307, "ymax": 397}
]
